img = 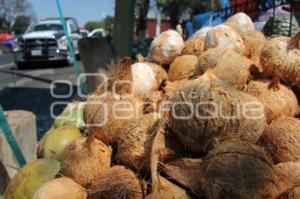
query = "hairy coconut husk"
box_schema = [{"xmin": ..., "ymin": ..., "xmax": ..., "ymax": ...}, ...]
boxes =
[
  {"xmin": 224, "ymin": 12, "xmax": 255, "ymax": 33},
  {"xmin": 33, "ymin": 177, "xmax": 87, "ymax": 199},
  {"xmin": 149, "ymin": 30, "xmax": 184, "ymax": 65},
  {"xmin": 145, "ymin": 176, "xmax": 190, "ymax": 199},
  {"xmin": 88, "ymin": 166, "xmax": 146, "ymax": 199},
  {"xmin": 204, "ymin": 24, "xmax": 245, "ymax": 53},
  {"xmin": 259, "ymin": 117, "xmax": 300, "ymax": 164},
  {"xmin": 245, "ymin": 79, "xmax": 299, "ymax": 122},
  {"xmin": 196, "ymin": 48, "xmax": 254, "ymax": 90},
  {"xmin": 159, "ymin": 158, "xmax": 203, "ymax": 195},
  {"xmin": 61, "ymin": 136, "xmax": 112, "ymax": 188},
  {"xmin": 199, "ymin": 142, "xmax": 279, "ymax": 199},
  {"xmin": 170, "ymin": 71, "xmax": 266, "ymax": 152},
  {"xmin": 182, "ymin": 36, "xmax": 205, "ymax": 56},
  {"xmin": 168, "ymin": 55, "xmax": 198, "ymax": 82},
  {"xmin": 260, "ymin": 32, "xmax": 300, "ymax": 85},
  {"xmin": 115, "ymin": 112, "xmax": 169, "ymax": 171},
  {"xmin": 83, "ymin": 94, "xmax": 144, "ymax": 143},
  {"xmin": 241, "ymin": 31, "xmax": 267, "ymax": 72},
  {"xmin": 274, "ymin": 162, "xmax": 300, "ymax": 198}
]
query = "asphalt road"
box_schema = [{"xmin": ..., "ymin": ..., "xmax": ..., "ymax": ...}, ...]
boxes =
[{"xmin": 0, "ymin": 53, "xmax": 84, "ymax": 139}]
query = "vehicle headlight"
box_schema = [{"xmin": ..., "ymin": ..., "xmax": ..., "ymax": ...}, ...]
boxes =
[{"xmin": 58, "ymin": 39, "xmax": 68, "ymax": 50}]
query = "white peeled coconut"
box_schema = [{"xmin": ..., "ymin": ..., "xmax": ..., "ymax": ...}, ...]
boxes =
[
  {"xmin": 131, "ymin": 62, "xmax": 167, "ymax": 95},
  {"xmin": 204, "ymin": 24, "xmax": 245, "ymax": 53},
  {"xmin": 191, "ymin": 26, "xmax": 213, "ymax": 39},
  {"xmin": 225, "ymin": 12, "xmax": 255, "ymax": 33},
  {"xmin": 149, "ymin": 30, "xmax": 184, "ymax": 65}
]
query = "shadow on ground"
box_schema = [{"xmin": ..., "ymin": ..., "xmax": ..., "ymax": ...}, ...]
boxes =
[{"xmin": 0, "ymin": 84, "xmax": 78, "ymax": 139}]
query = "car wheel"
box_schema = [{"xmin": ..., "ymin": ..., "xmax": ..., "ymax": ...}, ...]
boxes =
[{"xmin": 16, "ymin": 62, "xmax": 28, "ymax": 70}]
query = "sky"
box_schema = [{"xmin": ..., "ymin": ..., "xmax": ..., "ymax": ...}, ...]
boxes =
[{"xmin": 28, "ymin": 0, "xmax": 116, "ymax": 26}]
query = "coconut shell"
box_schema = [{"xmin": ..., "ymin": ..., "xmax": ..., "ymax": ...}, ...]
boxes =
[
  {"xmin": 199, "ymin": 142, "xmax": 279, "ymax": 199},
  {"xmin": 241, "ymin": 31, "xmax": 267, "ymax": 71},
  {"xmin": 145, "ymin": 176, "xmax": 190, "ymax": 199},
  {"xmin": 33, "ymin": 177, "xmax": 87, "ymax": 199},
  {"xmin": 260, "ymin": 32, "xmax": 300, "ymax": 85},
  {"xmin": 196, "ymin": 48, "xmax": 253, "ymax": 90},
  {"xmin": 61, "ymin": 137, "xmax": 112, "ymax": 188},
  {"xmin": 245, "ymin": 80, "xmax": 299, "ymax": 122},
  {"xmin": 115, "ymin": 112, "xmax": 170, "ymax": 171},
  {"xmin": 259, "ymin": 117, "xmax": 300, "ymax": 164},
  {"xmin": 88, "ymin": 166, "xmax": 146, "ymax": 199},
  {"xmin": 204, "ymin": 24, "xmax": 245, "ymax": 53},
  {"xmin": 274, "ymin": 162, "xmax": 300, "ymax": 198},
  {"xmin": 168, "ymin": 55, "xmax": 198, "ymax": 82},
  {"xmin": 182, "ymin": 36, "xmax": 205, "ymax": 56},
  {"xmin": 170, "ymin": 72, "xmax": 266, "ymax": 152},
  {"xmin": 83, "ymin": 94, "xmax": 144, "ymax": 143},
  {"xmin": 224, "ymin": 12, "xmax": 255, "ymax": 33},
  {"xmin": 149, "ymin": 30, "xmax": 184, "ymax": 65},
  {"xmin": 159, "ymin": 158, "xmax": 203, "ymax": 195}
]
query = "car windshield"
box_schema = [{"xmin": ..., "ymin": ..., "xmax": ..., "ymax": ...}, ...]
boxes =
[{"xmin": 27, "ymin": 23, "xmax": 63, "ymax": 32}]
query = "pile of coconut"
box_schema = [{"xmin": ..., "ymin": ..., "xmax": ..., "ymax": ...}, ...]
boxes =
[{"xmin": 4, "ymin": 12, "xmax": 300, "ymax": 199}]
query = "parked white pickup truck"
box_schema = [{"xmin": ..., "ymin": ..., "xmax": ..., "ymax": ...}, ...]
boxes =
[{"xmin": 14, "ymin": 18, "xmax": 81, "ymax": 69}]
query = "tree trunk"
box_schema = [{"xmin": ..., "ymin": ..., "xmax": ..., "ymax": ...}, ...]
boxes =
[{"xmin": 136, "ymin": 0, "xmax": 150, "ymax": 40}]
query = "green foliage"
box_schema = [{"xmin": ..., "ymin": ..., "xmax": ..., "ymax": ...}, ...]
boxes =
[
  {"xmin": 85, "ymin": 21, "xmax": 102, "ymax": 32},
  {"xmin": 0, "ymin": 0, "xmax": 35, "ymax": 33},
  {"xmin": 85, "ymin": 16, "xmax": 114, "ymax": 35},
  {"xmin": 12, "ymin": 15, "xmax": 30, "ymax": 35}
]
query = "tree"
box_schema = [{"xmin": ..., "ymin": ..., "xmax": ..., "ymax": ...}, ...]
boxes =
[
  {"xmin": 12, "ymin": 15, "xmax": 31, "ymax": 34},
  {"xmin": 85, "ymin": 21, "xmax": 102, "ymax": 32},
  {"xmin": 0, "ymin": 0, "xmax": 35, "ymax": 32},
  {"xmin": 100, "ymin": 16, "xmax": 114, "ymax": 36}
]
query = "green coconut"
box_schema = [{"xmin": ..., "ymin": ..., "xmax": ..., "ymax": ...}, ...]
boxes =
[
  {"xmin": 4, "ymin": 159, "xmax": 60, "ymax": 199},
  {"xmin": 53, "ymin": 102, "xmax": 85, "ymax": 128},
  {"xmin": 37, "ymin": 125, "xmax": 83, "ymax": 161}
]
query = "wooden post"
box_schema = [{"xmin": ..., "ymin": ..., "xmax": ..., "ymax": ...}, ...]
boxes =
[{"xmin": 113, "ymin": 0, "xmax": 136, "ymax": 58}]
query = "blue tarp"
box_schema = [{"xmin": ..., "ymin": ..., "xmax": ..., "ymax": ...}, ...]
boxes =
[{"xmin": 186, "ymin": 0, "xmax": 230, "ymax": 38}]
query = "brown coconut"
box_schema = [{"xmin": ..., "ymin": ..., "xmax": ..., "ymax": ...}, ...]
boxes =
[
  {"xmin": 224, "ymin": 12, "xmax": 255, "ymax": 34},
  {"xmin": 149, "ymin": 30, "xmax": 184, "ymax": 65},
  {"xmin": 260, "ymin": 31, "xmax": 300, "ymax": 85},
  {"xmin": 33, "ymin": 177, "xmax": 87, "ymax": 199},
  {"xmin": 196, "ymin": 48, "xmax": 254, "ymax": 90},
  {"xmin": 84, "ymin": 94, "xmax": 144, "ymax": 143},
  {"xmin": 204, "ymin": 24, "xmax": 245, "ymax": 53},
  {"xmin": 159, "ymin": 158, "xmax": 203, "ymax": 195},
  {"xmin": 145, "ymin": 176, "xmax": 190, "ymax": 199},
  {"xmin": 115, "ymin": 112, "xmax": 172, "ymax": 171},
  {"xmin": 170, "ymin": 71, "xmax": 266, "ymax": 152},
  {"xmin": 88, "ymin": 166, "xmax": 146, "ymax": 199},
  {"xmin": 245, "ymin": 79, "xmax": 299, "ymax": 122},
  {"xmin": 182, "ymin": 36, "xmax": 205, "ymax": 56},
  {"xmin": 259, "ymin": 117, "xmax": 300, "ymax": 164},
  {"xmin": 241, "ymin": 31, "xmax": 267, "ymax": 71},
  {"xmin": 199, "ymin": 142, "xmax": 279, "ymax": 199},
  {"xmin": 61, "ymin": 136, "xmax": 112, "ymax": 188},
  {"xmin": 168, "ymin": 55, "xmax": 198, "ymax": 82},
  {"xmin": 274, "ymin": 162, "xmax": 300, "ymax": 198}
]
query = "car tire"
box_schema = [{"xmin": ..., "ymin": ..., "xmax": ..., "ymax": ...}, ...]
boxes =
[{"xmin": 16, "ymin": 62, "xmax": 28, "ymax": 70}]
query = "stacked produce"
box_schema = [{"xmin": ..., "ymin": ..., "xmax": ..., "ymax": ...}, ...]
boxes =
[{"xmin": 4, "ymin": 12, "xmax": 300, "ymax": 199}]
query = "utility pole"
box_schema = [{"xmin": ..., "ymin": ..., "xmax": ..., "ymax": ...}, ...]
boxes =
[{"xmin": 113, "ymin": 0, "xmax": 136, "ymax": 58}]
